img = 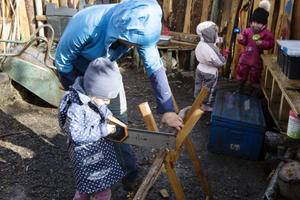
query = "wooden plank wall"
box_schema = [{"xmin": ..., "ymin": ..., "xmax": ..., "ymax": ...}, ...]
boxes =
[
  {"xmin": 158, "ymin": 0, "xmax": 300, "ymax": 76},
  {"xmin": 1, "ymin": 0, "xmax": 300, "ymax": 76}
]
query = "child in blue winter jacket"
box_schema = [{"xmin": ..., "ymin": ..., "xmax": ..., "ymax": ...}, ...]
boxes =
[{"xmin": 58, "ymin": 57, "xmax": 124, "ymax": 200}]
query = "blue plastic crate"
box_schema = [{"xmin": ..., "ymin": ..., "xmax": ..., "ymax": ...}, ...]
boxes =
[{"xmin": 208, "ymin": 90, "xmax": 266, "ymax": 160}]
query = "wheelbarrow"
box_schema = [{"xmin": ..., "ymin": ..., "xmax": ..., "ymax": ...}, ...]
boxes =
[{"xmin": 0, "ymin": 24, "xmax": 65, "ymax": 107}]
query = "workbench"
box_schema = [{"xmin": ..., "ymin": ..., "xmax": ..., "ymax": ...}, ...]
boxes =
[
  {"xmin": 261, "ymin": 54, "xmax": 300, "ymax": 133},
  {"xmin": 133, "ymin": 40, "xmax": 196, "ymax": 72}
]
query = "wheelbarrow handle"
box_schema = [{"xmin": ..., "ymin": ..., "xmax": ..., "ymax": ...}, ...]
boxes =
[{"xmin": 0, "ymin": 24, "xmax": 56, "ymax": 70}]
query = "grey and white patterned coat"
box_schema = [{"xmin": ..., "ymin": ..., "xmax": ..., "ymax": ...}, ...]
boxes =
[{"xmin": 58, "ymin": 77, "xmax": 124, "ymax": 194}]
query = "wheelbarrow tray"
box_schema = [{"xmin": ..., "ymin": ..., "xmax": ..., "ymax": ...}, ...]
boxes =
[{"xmin": 2, "ymin": 56, "xmax": 65, "ymax": 107}]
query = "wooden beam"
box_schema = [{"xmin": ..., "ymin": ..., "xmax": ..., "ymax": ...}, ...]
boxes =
[
  {"xmin": 175, "ymin": 109, "xmax": 203, "ymax": 150},
  {"xmin": 184, "ymin": 136, "xmax": 213, "ymax": 199},
  {"xmin": 163, "ymin": 0, "xmax": 173, "ymax": 24},
  {"xmin": 230, "ymin": 0, "xmax": 251, "ymax": 78},
  {"xmin": 183, "ymin": 0, "xmax": 192, "ymax": 33},
  {"xmin": 200, "ymin": 0, "xmax": 213, "ymax": 22},
  {"xmin": 164, "ymin": 152, "xmax": 186, "ymax": 200},
  {"xmin": 168, "ymin": 31, "xmax": 199, "ymax": 44},
  {"xmin": 35, "ymin": 0, "xmax": 45, "ymax": 37},
  {"xmin": 138, "ymin": 102, "xmax": 159, "ymax": 132},
  {"xmin": 36, "ymin": 15, "xmax": 47, "ymax": 21},
  {"xmin": 24, "ymin": 0, "xmax": 36, "ymax": 35},
  {"xmin": 19, "ymin": 0, "xmax": 31, "ymax": 39},
  {"xmin": 59, "ymin": 0, "xmax": 68, "ymax": 7},
  {"xmin": 274, "ymin": 0, "xmax": 294, "ymax": 53},
  {"xmin": 291, "ymin": 0, "xmax": 300, "ymax": 39},
  {"xmin": 183, "ymin": 88, "xmax": 208, "ymax": 122},
  {"xmin": 52, "ymin": 0, "xmax": 59, "ymax": 8}
]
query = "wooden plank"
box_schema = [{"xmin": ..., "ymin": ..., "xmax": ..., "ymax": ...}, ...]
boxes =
[
  {"xmin": 59, "ymin": 0, "xmax": 68, "ymax": 7},
  {"xmin": 200, "ymin": 0, "xmax": 213, "ymax": 22},
  {"xmin": 268, "ymin": 0, "xmax": 276, "ymax": 33},
  {"xmin": 164, "ymin": 152, "xmax": 186, "ymax": 200},
  {"xmin": 230, "ymin": 0, "xmax": 251, "ymax": 78},
  {"xmin": 52, "ymin": 0, "xmax": 60, "ymax": 8},
  {"xmin": 261, "ymin": 54, "xmax": 300, "ymax": 117},
  {"xmin": 36, "ymin": 15, "xmax": 47, "ymax": 21},
  {"xmin": 184, "ymin": 136, "xmax": 213, "ymax": 199},
  {"xmin": 35, "ymin": 0, "xmax": 45, "ymax": 37},
  {"xmin": 24, "ymin": 0, "xmax": 36, "ymax": 35},
  {"xmin": 138, "ymin": 102, "xmax": 159, "ymax": 132},
  {"xmin": 291, "ymin": 0, "xmax": 300, "ymax": 39},
  {"xmin": 163, "ymin": 0, "xmax": 173, "ymax": 24},
  {"xmin": 183, "ymin": 88, "xmax": 208, "ymax": 122},
  {"xmin": 279, "ymin": 95, "xmax": 290, "ymax": 123},
  {"xmin": 19, "ymin": 0, "xmax": 31, "ymax": 39},
  {"xmin": 274, "ymin": 0, "xmax": 294, "ymax": 53},
  {"xmin": 133, "ymin": 149, "xmax": 168, "ymax": 200},
  {"xmin": 270, "ymin": 79, "xmax": 281, "ymax": 118},
  {"xmin": 175, "ymin": 109, "xmax": 203, "ymax": 150},
  {"xmin": 224, "ymin": 0, "xmax": 240, "ymax": 52},
  {"xmin": 183, "ymin": 0, "xmax": 192, "ymax": 33}
]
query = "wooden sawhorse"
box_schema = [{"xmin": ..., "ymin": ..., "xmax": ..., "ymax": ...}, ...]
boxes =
[{"xmin": 133, "ymin": 88, "xmax": 213, "ymax": 200}]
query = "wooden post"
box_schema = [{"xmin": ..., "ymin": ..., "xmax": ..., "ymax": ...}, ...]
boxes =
[
  {"xmin": 35, "ymin": 0, "xmax": 45, "ymax": 37},
  {"xmin": 59, "ymin": 0, "xmax": 68, "ymax": 7},
  {"xmin": 200, "ymin": 0, "xmax": 213, "ymax": 22},
  {"xmin": 163, "ymin": 0, "xmax": 173, "ymax": 25},
  {"xmin": 230, "ymin": 0, "xmax": 251, "ymax": 78},
  {"xmin": 164, "ymin": 152, "xmax": 186, "ymax": 200},
  {"xmin": 291, "ymin": 0, "xmax": 300, "ymax": 39},
  {"xmin": 274, "ymin": 0, "xmax": 294, "ymax": 53},
  {"xmin": 19, "ymin": 0, "xmax": 31, "ymax": 39},
  {"xmin": 24, "ymin": 0, "xmax": 36, "ymax": 35},
  {"xmin": 138, "ymin": 102, "xmax": 159, "ymax": 132},
  {"xmin": 183, "ymin": 0, "xmax": 192, "ymax": 33}
]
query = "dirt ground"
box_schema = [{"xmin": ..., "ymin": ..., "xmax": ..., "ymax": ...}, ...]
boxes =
[{"xmin": 0, "ymin": 61, "xmax": 276, "ymax": 200}]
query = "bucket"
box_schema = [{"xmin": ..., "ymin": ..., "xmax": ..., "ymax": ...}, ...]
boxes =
[{"xmin": 287, "ymin": 109, "xmax": 300, "ymax": 139}]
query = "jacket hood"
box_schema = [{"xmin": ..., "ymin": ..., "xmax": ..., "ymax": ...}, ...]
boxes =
[
  {"xmin": 105, "ymin": 0, "xmax": 162, "ymax": 49},
  {"xmin": 196, "ymin": 21, "xmax": 217, "ymax": 43},
  {"xmin": 70, "ymin": 77, "xmax": 91, "ymax": 105}
]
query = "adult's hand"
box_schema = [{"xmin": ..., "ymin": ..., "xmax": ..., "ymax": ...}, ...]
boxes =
[{"xmin": 160, "ymin": 112, "xmax": 184, "ymax": 131}]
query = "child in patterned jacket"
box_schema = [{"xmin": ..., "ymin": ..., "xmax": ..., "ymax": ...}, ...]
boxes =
[{"xmin": 58, "ymin": 57, "xmax": 124, "ymax": 200}]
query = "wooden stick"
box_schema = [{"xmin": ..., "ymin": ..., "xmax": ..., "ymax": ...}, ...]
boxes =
[
  {"xmin": 0, "ymin": 131, "xmax": 26, "ymax": 139},
  {"xmin": 183, "ymin": 0, "xmax": 192, "ymax": 33},
  {"xmin": 138, "ymin": 102, "xmax": 159, "ymax": 132},
  {"xmin": 24, "ymin": 0, "xmax": 36, "ymax": 35},
  {"xmin": 185, "ymin": 136, "xmax": 213, "ymax": 199},
  {"xmin": 19, "ymin": 0, "xmax": 30, "ymax": 39},
  {"xmin": 183, "ymin": 88, "xmax": 208, "ymax": 122},
  {"xmin": 175, "ymin": 109, "xmax": 203, "ymax": 150},
  {"xmin": 59, "ymin": 0, "xmax": 68, "ymax": 7},
  {"xmin": 133, "ymin": 149, "xmax": 168, "ymax": 200},
  {"xmin": 164, "ymin": 152, "xmax": 186, "ymax": 200},
  {"xmin": 35, "ymin": 0, "xmax": 45, "ymax": 37}
]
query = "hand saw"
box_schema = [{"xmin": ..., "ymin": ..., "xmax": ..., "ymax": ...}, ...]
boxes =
[{"xmin": 105, "ymin": 116, "xmax": 176, "ymax": 149}]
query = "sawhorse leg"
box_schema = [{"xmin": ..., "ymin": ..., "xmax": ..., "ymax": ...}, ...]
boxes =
[{"xmin": 134, "ymin": 88, "xmax": 213, "ymax": 200}]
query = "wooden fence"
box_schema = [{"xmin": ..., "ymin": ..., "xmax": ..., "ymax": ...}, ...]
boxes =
[{"xmin": 1, "ymin": 0, "xmax": 299, "ymax": 77}]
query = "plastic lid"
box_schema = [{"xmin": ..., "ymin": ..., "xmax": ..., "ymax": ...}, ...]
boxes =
[
  {"xmin": 282, "ymin": 46, "xmax": 300, "ymax": 57},
  {"xmin": 277, "ymin": 40, "xmax": 300, "ymax": 47}
]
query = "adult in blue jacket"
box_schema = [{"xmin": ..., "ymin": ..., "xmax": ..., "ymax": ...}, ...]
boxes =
[{"xmin": 55, "ymin": 0, "xmax": 184, "ymax": 190}]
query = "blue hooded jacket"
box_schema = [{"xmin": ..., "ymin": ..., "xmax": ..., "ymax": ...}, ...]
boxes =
[{"xmin": 55, "ymin": 0, "xmax": 175, "ymax": 113}]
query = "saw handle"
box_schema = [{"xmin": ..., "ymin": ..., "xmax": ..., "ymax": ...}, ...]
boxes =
[{"xmin": 105, "ymin": 116, "xmax": 128, "ymax": 142}]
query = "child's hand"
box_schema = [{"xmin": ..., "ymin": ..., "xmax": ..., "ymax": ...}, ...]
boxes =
[
  {"xmin": 237, "ymin": 35, "xmax": 243, "ymax": 40},
  {"xmin": 256, "ymin": 40, "xmax": 262, "ymax": 46},
  {"xmin": 107, "ymin": 124, "xmax": 116, "ymax": 134}
]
